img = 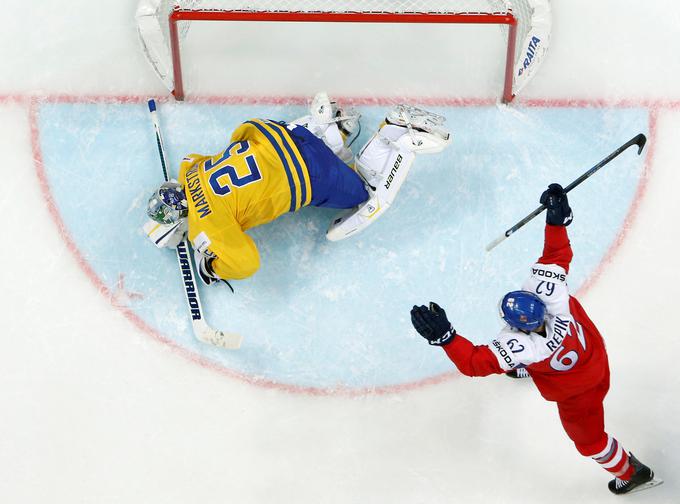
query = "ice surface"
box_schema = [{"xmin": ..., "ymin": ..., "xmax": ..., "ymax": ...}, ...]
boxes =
[
  {"xmin": 1, "ymin": 1, "xmax": 679, "ymax": 503},
  {"xmin": 37, "ymin": 102, "xmax": 648, "ymax": 390}
]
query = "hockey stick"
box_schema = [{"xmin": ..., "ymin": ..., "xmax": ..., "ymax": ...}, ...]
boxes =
[
  {"xmin": 147, "ymin": 99, "xmax": 243, "ymax": 349},
  {"xmin": 485, "ymin": 133, "xmax": 647, "ymax": 252}
]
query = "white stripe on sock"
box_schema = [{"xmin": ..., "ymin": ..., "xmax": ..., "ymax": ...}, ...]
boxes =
[
  {"xmin": 613, "ymin": 459, "xmax": 631, "ymax": 477},
  {"xmin": 600, "ymin": 444, "xmax": 624, "ymax": 469},
  {"xmin": 591, "ymin": 435, "xmax": 614, "ymax": 460}
]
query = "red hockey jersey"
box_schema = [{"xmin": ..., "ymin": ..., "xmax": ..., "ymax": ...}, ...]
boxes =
[{"xmin": 443, "ymin": 225, "xmax": 609, "ymax": 402}]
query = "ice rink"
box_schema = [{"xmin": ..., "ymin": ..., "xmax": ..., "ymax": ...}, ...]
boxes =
[{"xmin": 2, "ymin": 1, "xmax": 680, "ymax": 503}]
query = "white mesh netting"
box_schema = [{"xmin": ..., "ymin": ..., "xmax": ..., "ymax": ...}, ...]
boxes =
[
  {"xmin": 171, "ymin": 0, "xmax": 512, "ymax": 15},
  {"xmin": 136, "ymin": 0, "xmax": 551, "ymax": 99}
]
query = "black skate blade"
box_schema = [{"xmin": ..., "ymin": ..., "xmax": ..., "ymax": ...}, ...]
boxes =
[{"xmin": 627, "ymin": 477, "xmax": 664, "ymax": 494}]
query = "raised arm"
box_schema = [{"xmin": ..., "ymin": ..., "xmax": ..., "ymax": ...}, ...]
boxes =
[
  {"xmin": 410, "ymin": 303, "xmax": 504, "ymax": 377},
  {"xmin": 539, "ymin": 225, "xmax": 573, "ymax": 272},
  {"xmin": 442, "ymin": 335, "xmax": 504, "ymax": 377},
  {"xmin": 538, "ymin": 184, "xmax": 574, "ymax": 272}
]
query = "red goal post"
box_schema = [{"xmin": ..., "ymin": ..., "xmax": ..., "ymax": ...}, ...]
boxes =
[{"xmin": 136, "ymin": 0, "xmax": 551, "ymax": 102}]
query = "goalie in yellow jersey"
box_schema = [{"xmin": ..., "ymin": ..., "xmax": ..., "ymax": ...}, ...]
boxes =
[{"xmin": 144, "ymin": 93, "xmax": 451, "ymax": 284}]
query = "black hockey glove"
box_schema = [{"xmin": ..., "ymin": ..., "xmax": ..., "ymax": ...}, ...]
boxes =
[
  {"xmin": 540, "ymin": 183, "xmax": 573, "ymax": 226},
  {"xmin": 410, "ymin": 302, "xmax": 456, "ymax": 347}
]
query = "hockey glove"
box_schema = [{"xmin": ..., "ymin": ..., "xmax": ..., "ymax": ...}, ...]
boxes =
[
  {"xmin": 193, "ymin": 249, "xmax": 234, "ymax": 292},
  {"xmin": 540, "ymin": 183, "xmax": 573, "ymax": 226},
  {"xmin": 410, "ymin": 302, "xmax": 456, "ymax": 347}
]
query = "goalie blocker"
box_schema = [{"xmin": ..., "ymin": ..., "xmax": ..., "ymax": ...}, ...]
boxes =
[{"xmin": 326, "ymin": 105, "xmax": 451, "ymax": 241}]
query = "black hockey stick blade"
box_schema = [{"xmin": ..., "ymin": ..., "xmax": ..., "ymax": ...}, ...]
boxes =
[
  {"xmin": 486, "ymin": 133, "xmax": 648, "ymax": 252},
  {"xmin": 632, "ymin": 133, "xmax": 647, "ymax": 155},
  {"xmin": 562, "ymin": 133, "xmax": 647, "ymax": 194}
]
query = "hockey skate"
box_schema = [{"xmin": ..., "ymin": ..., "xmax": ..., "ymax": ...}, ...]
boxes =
[
  {"xmin": 328, "ymin": 97, "xmax": 361, "ymax": 140},
  {"xmin": 326, "ymin": 105, "xmax": 451, "ymax": 241},
  {"xmin": 290, "ymin": 92, "xmax": 361, "ymax": 163},
  {"xmin": 385, "ymin": 104, "xmax": 450, "ymax": 146},
  {"xmin": 308, "ymin": 91, "xmax": 361, "ymax": 136},
  {"xmin": 608, "ymin": 453, "xmax": 663, "ymax": 495}
]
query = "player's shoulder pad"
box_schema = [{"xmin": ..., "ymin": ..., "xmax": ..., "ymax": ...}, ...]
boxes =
[
  {"xmin": 530, "ymin": 262, "xmax": 567, "ymax": 285},
  {"xmin": 488, "ymin": 327, "xmax": 534, "ymax": 371}
]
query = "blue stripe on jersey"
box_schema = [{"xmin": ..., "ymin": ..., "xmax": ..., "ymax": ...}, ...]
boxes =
[
  {"xmin": 265, "ymin": 121, "xmax": 308, "ymax": 207},
  {"xmin": 245, "ymin": 120, "xmax": 297, "ymax": 212}
]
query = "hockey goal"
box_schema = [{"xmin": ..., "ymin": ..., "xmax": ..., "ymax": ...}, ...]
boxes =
[{"xmin": 136, "ymin": 0, "xmax": 551, "ymax": 102}]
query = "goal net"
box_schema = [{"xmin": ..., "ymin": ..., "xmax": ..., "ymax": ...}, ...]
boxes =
[{"xmin": 136, "ymin": 0, "xmax": 551, "ymax": 102}]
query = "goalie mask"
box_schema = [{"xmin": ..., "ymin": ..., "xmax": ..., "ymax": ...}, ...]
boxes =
[
  {"xmin": 143, "ymin": 181, "xmax": 189, "ymax": 249},
  {"xmin": 147, "ymin": 181, "xmax": 188, "ymax": 224}
]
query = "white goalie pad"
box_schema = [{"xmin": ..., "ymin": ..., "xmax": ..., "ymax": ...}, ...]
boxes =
[
  {"xmin": 326, "ymin": 118, "xmax": 451, "ymax": 242},
  {"xmin": 326, "ymin": 146, "xmax": 415, "ymax": 242}
]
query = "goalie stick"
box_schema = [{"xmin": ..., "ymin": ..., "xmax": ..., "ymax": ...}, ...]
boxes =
[
  {"xmin": 147, "ymin": 99, "xmax": 243, "ymax": 349},
  {"xmin": 486, "ymin": 133, "xmax": 647, "ymax": 252}
]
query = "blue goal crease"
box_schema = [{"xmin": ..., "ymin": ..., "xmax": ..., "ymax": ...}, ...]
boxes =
[{"xmin": 36, "ymin": 102, "xmax": 649, "ymax": 390}]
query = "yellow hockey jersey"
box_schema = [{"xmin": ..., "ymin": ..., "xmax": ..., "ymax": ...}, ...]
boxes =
[{"xmin": 178, "ymin": 119, "xmax": 312, "ymax": 280}]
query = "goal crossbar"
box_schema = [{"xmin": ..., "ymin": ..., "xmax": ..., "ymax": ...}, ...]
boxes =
[
  {"xmin": 169, "ymin": 8, "xmax": 518, "ymax": 102},
  {"xmin": 137, "ymin": 0, "xmax": 551, "ymax": 103}
]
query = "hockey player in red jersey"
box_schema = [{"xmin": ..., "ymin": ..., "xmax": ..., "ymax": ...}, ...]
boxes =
[{"xmin": 410, "ymin": 184, "xmax": 660, "ymax": 495}]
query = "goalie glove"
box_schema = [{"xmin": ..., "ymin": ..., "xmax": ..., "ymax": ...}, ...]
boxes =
[
  {"xmin": 143, "ymin": 219, "xmax": 187, "ymax": 249},
  {"xmin": 410, "ymin": 302, "xmax": 456, "ymax": 347}
]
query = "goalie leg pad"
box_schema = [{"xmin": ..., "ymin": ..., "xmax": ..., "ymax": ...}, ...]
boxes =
[
  {"xmin": 326, "ymin": 138, "xmax": 416, "ymax": 241},
  {"xmin": 354, "ymin": 122, "xmax": 449, "ymax": 189},
  {"xmin": 326, "ymin": 110, "xmax": 451, "ymax": 241}
]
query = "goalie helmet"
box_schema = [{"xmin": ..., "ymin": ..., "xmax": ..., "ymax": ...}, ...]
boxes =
[
  {"xmin": 147, "ymin": 181, "xmax": 188, "ymax": 225},
  {"xmin": 499, "ymin": 291, "xmax": 546, "ymax": 332}
]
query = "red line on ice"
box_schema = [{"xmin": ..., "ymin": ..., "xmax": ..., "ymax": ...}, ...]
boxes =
[{"xmin": 575, "ymin": 108, "xmax": 659, "ymax": 298}]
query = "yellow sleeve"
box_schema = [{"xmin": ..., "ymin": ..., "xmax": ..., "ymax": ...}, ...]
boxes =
[
  {"xmin": 210, "ymin": 229, "xmax": 261, "ymax": 280},
  {"xmin": 230, "ymin": 123, "xmax": 251, "ymax": 143}
]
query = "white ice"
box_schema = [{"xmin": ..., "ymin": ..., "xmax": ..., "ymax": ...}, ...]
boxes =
[{"xmin": 2, "ymin": 1, "xmax": 679, "ymax": 503}]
